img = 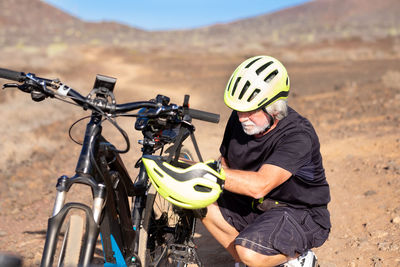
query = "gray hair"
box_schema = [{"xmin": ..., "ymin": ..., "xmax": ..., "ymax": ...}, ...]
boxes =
[{"xmin": 265, "ymin": 99, "xmax": 288, "ymax": 120}]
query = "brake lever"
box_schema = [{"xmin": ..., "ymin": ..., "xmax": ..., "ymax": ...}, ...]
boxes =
[
  {"xmin": 3, "ymin": 82, "xmax": 37, "ymax": 95},
  {"xmin": 2, "ymin": 83, "xmax": 19, "ymax": 89},
  {"xmin": 2, "ymin": 82, "xmax": 46, "ymax": 102}
]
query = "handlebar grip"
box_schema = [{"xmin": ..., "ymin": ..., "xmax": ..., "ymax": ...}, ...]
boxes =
[
  {"xmin": 188, "ymin": 108, "xmax": 220, "ymax": 123},
  {"xmin": 0, "ymin": 68, "xmax": 26, "ymax": 82}
]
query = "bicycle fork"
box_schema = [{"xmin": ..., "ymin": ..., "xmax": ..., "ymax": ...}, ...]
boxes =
[{"xmin": 40, "ymin": 175, "xmax": 106, "ymax": 267}]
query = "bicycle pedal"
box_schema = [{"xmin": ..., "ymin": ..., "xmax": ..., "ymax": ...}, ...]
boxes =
[
  {"xmin": 169, "ymin": 243, "xmax": 190, "ymax": 257},
  {"xmin": 168, "ymin": 243, "xmax": 202, "ymax": 265}
]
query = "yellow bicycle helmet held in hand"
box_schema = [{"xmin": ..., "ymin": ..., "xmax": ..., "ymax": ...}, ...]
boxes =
[
  {"xmin": 224, "ymin": 55, "xmax": 290, "ymax": 112},
  {"xmin": 142, "ymin": 155, "xmax": 225, "ymax": 210}
]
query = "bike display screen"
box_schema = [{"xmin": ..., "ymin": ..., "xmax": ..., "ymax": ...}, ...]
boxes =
[{"xmin": 93, "ymin": 74, "xmax": 116, "ymax": 92}]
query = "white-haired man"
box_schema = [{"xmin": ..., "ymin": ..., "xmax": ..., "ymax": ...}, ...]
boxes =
[{"xmin": 202, "ymin": 56, "xmax": 331, "ymax": 267}]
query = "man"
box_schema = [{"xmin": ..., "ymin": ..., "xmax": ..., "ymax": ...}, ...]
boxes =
[{"xmin": 201, "ymin": 55, "xmax": 331, "ymax": 267}]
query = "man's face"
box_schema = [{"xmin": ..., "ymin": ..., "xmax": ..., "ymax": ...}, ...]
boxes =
[{"xmin": 237, "ymin": 109, "xmax": 271, "ymax": 136}]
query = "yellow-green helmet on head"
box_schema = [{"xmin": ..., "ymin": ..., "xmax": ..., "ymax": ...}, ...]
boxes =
[{"xmin": 224, "ymin": 55, "xmax": 290, "ymax": 112}]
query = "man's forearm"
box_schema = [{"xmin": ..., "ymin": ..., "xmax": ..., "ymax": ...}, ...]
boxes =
[{"xmin": 221, "ymin": 157, "xmax": 292, "ymax": 199}]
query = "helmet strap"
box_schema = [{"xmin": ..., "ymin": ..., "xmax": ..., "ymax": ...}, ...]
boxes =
[
  {"xmin": 253, "ymin": 109, "xmax": 274, "ymax": 137},
  {"xmin": 262, "ymin": 108, "xmax": 275, "ymax": 130}
]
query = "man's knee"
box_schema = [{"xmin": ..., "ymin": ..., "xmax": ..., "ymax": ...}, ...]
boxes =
[
  {"xmin": 201, "ymin": 202, "xmax": 236, "ymax": 233},
  {"xmin": 201, "ymin": 202, "xmax": 221, "ymax": 230},
  {"xmin": 235, "ymin": 245, "xmax": 287, "ymax": 267},
  {"xmin": 236, "ymin": 245, "xmax": 255, "ymax": 265},
  {"xmin": 201, "ymin": 202, "xmax": 218, "ymax": 222}
]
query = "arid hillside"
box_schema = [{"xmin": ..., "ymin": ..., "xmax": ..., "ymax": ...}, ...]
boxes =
[
  {"xmin": 1, "ymin": 0, "xmax": 400, "ymax": 50},
  {"xmin": 0, "ymin": 0, "xmax": 147, "ymax": 47},
  {"xmin": 0, "ymin": 0, "xmax": 399, "ymax": 266}
]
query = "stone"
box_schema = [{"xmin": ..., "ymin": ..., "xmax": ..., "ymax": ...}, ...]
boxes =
[
  {"xmin": 377, "ymin": 241, "xmax": 392, "ymax": 251},
  {"xmin": 391, "ymin": 216, "xmax": 400, "ymax": 224},
  {"xmin": 364, "ymin": 190, "xmax": 377, "ymax": 196}
]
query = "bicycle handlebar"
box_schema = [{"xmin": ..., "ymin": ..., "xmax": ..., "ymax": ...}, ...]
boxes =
[
  {"xmin": 0, "ymin": 68, "xmax": 26, "ymax": 82},
  {"xmin": 0, "ymin": 67, "xmax": 220, "ymax": 123},
  {"xmin": 187, "ymin": 108, "xmax": 220, "ymax": 123}
]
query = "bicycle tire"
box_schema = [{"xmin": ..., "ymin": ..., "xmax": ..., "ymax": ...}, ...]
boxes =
[
  {"xmin": 138, "ymin": 148, "xmax": 194, "ymax": 267},
  {"xmin": 138, "ymin": 186, "xmax": 180, "ymax": 267},
  {"xmin": 58, "ymin": 214, "xmax": 84, "ymax": 267}
]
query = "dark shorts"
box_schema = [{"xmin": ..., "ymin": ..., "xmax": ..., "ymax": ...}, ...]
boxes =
[{"xmin": 217, "ymin": 191, "xmax": 330, "ymax": 257}]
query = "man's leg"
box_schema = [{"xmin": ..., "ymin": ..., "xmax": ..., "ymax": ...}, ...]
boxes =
[
  {"xmin": 235, "ymin": 245, "xmax": 291, "ymax": 267},
  {"xmin": 201, "ymin": 202, "xmax": 241, "ymax": 262},
  {"xmin": 201, "ymin": 203, "xmax": 291, "ymax": 266},
  {"xmin": 202, "ymin": 203, "xmax": 288, "ymax": 267}
]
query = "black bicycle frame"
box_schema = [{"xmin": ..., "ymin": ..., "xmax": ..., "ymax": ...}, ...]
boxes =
[
  {"xmin": 0, "ymin": 67, "xmax": 220, "ymax": 267},
  {"xmin": 40, "ymin": 111, "xmax": 139, "ymax": 267},
  {"xmin": 40, "ymin": 104, "xmax": 206, "ymax": 267}
]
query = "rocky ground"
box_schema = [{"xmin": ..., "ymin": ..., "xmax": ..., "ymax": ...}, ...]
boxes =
[{"xmin": 0, "ymin": 37, "xmax": 399, "ymax": 266}]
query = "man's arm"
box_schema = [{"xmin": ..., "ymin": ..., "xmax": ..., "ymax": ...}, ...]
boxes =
[{"xmin": 221, "ymin": 157, "xmax": 292, "ymax": 199}]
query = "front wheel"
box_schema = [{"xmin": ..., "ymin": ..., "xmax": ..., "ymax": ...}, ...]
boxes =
[{"xmin": 57, "ymin": 214, "xmax": 85, "ymax": 267}]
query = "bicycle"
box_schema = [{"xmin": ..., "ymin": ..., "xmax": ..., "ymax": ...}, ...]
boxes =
[{"xmin": 0, "ymin": 67, "xmax": 221, "ymax": 267}]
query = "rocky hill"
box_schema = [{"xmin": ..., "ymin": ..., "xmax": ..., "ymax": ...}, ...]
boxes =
[
  {"xmin": 0, "ymin": 0, "xmax": 147, "ymax": 47},
  {"xmin": 1, "ymin": 0, "xmax": 399, "ymax": 50},
  {"xmin": 186, "ymin": 0, "xmax": 400, "ymax": 46}
]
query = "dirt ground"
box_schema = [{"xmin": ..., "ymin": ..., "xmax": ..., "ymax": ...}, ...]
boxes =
[{"xmin": 0, "ymin": 38, "xmax": 399, "ymax": 266}]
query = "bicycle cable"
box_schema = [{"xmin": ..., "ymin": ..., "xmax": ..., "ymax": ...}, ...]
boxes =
[
  {"xmin": 53, "ymin": 91, "xmax": 131, "ymax": 154},
  {"xmin": 102, "ymin": 116, "xmax": 130, "ymax": 154},
  {"xmin": 76, "ymin": 95, "xmax": 131, "ymax": 154},
  {"xmin": 68, "ymin": 115, "xmax": 91, "ymax": 145},
  {"xmin": 53, "ymin": 94, "xmax": 82, "ymax": 107}
]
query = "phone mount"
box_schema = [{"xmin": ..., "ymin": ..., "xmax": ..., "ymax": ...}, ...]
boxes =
[{"xmin": 87, "ymin": 74, "xmax": 117, "ymax": 105}]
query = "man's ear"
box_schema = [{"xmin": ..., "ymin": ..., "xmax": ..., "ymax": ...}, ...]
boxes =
[{"xmin": 262, "ymin": 108, "xmax": 275, "ymax": 128}]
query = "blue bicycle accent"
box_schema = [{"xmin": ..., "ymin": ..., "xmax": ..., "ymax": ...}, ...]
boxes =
[{"xmin": 101, "ymin": 234, "xmax": 127, "ymax": 267}]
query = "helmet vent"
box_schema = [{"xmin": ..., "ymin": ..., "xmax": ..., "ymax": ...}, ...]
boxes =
[
  {"xmin": 286, "ymin": 77, "xmax": 289, "ymax": 86},
  {"xmin": 264, "ymin": 70, "xmax": 279, "ymax": 83},
  {"xmin": 256, "ymin": 61, "xmax": 273, "ymax": 75},
  {"xmin": 169, "ymin": 196, "xmax": 186, "ymax": 204},
  {"xmin": 239, "ymin": 81, "xmax": 250, "ymax": 100},
  {"xmin": 226, "ymin": 77, "xmax": 233, "ymax": 93},
  {"xmin": 245, "ymin": 57, "xmax": 262, "ymax": 68},
  {"xmin": 154, "ymin": 168, "xmax": 164, "ymax": 178},
  {"xmin": 194, "ymin": 185, "xmax": 212, "ymax": 192},
  {"xmin": 231, "ymin": 77, "xmax": 241, "ymax": 96},
  {"xmin": 248, "ymin": 89, "xmax": 261, "ymax": 102}
]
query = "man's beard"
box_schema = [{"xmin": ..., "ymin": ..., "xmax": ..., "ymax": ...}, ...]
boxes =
[{"xmin": 241, "ymin": 120, "xmax": 270, "ymax": 136}]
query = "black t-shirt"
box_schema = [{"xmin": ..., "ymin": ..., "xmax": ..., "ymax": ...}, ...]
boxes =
[{"xmin": 220, "ymin": 107, "xmax": 331, "ymax": 228}]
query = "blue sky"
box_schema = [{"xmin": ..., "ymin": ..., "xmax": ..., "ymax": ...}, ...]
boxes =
[{"xmin": 43, "ymin": 0, "xmax": 310, "ymax": 31}]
